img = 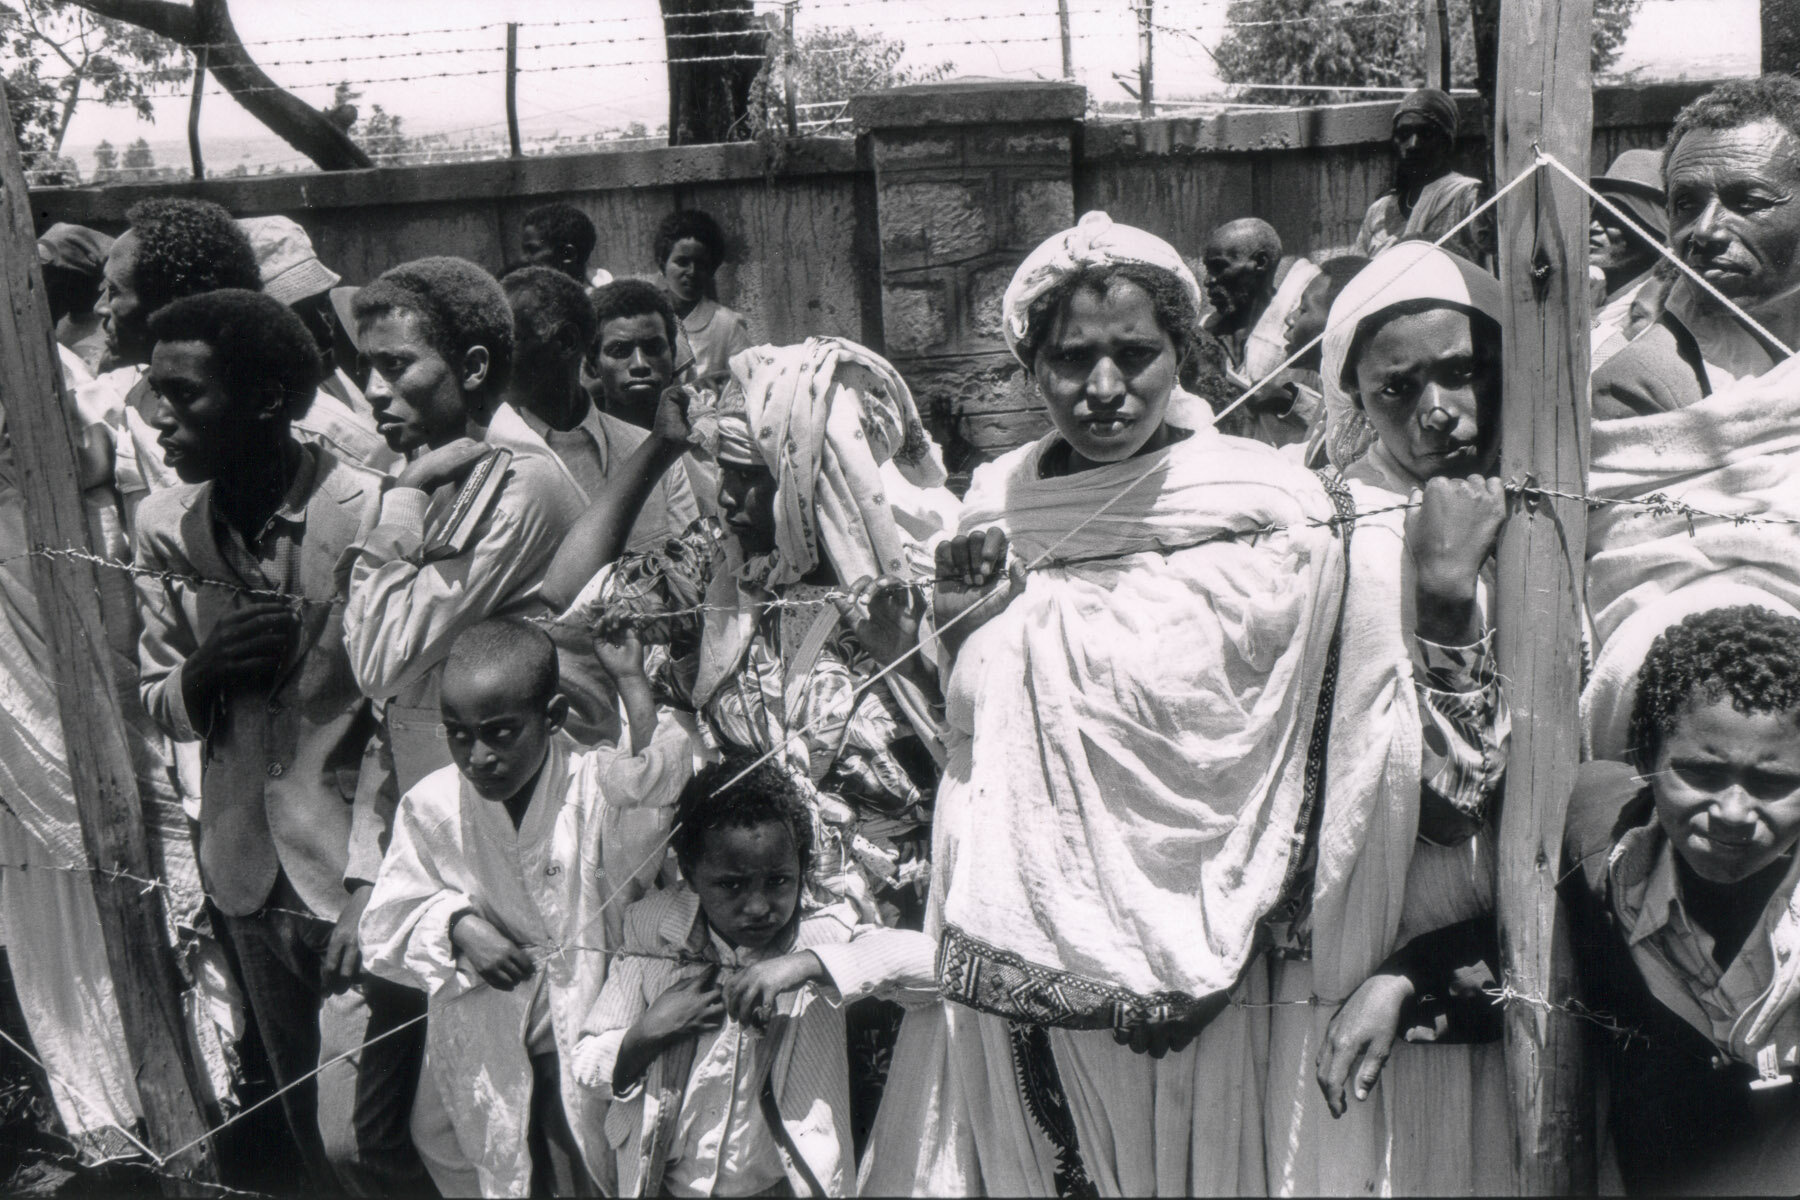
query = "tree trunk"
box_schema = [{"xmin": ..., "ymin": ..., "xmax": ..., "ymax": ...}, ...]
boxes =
[
  {"xmin": 52, "ymin": 76, "xmax": 81, "ymax": 155},
  {"xmin": 660, "ymin": 0, "xmax": 768, "ymax": 145},
  {"xmin": 69, "ymin": 0, "xmax": 373, "ymax": 170}
]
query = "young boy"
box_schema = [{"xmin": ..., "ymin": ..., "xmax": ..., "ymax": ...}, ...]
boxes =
[
  {"xmin": 360, "ymin": 617, "xmax": 691, "ymax": 1197},
  {"xmin": 131, "ymin": 289, "xmax": 427, "ymax": 1193},
  {"xmin": 572, "ymin": 756, "xmax": 937, "ymax": 1197},
  {"xmin": 343, "ymin": 256, "xmax": 589, "ymax": 792},
  {"xmin": 519, "ymin": 202, "xmax": 610, "ymax": 287},
  {"xmin": 1561, "ymin": 605, "xmax": 1800, "ymax": 1193}
]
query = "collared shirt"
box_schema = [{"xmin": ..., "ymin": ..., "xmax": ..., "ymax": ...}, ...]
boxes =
[
  {"xmin": 679, "ymin": 297, "xmax": 755, "ymax": 384},
  {"xmin": 662, "ymin": 926, "xmax": 790, "ymax": 1197},
  {"xmin": 207, "ymin": 443, "xmax": 317, "ymax": 597},
  {"xmin": 512, "ymin": 402, "xmax": 702, "ymax": 553},
  {"xmin": 1610, "ymin": 822, "xmax": 1800, "ymax": 1066}
]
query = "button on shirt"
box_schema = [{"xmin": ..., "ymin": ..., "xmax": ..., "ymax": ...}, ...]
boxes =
[{"xmin": 662, "ymin": 928, "xmax": 789, "ymax": 1198}]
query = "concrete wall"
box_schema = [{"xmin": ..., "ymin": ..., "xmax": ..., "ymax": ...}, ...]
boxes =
[{"xmin": 28, "ymin": 79, "xmax": 1713, "ymax": 469}]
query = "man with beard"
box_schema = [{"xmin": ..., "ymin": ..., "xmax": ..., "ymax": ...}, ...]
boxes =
[
  {"xmin": 1594, "ymin": 76, "xmax": 1800, "ymax": 417},
  {"xmin": 1353, "ymin": 88, "xmax": 1486, "ymax": 265},
  {"xmin": 1199, "ymin": 217, "xmax": 1321, "ymax": 448}
]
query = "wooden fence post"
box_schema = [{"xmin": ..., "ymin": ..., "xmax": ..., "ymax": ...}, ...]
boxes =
[
  {"xmin": 0, "ymin": 85, "xmax": 221, "ymax": 1187},
  {"xmin": 1493, "ymin": 0, "xmax": 1597, "ymax": 1191},
  {"xmin": 505, "ymin": 23, "xmax": 522, "ymax": 160}
]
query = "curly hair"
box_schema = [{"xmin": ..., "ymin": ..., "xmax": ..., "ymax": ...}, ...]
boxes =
[
  {"xmin": 1016, "ymin": 260, "xmax": 1200, "ymax": 367},
  {"xmin": 146, "ymin": 289, "xmax": 320, "ymax": 419},
  {"xmin": 521, "ymin": 202, "xmax": 597, "ymax": 271},
  {"xmin": 671, "ymin": 755, "xmax": 814, "ymax": 879},
  {"xmin": 591, "ymin": 278, "xmax": 679, "ymax": 348},
  {"xmin": 653, "ymin": 208, "xmax": 729, "ymax": 272},
  {"xmin": 1666, "ymin": 74, "xmax": 1800, "ymax": 175},
  {"xmin": 502, "ymin": 265, "xmax": 598, "ymax": 356},
  {"xmin": 123, "ymin": 198, "xmax": 261, "ymax": 317},
  {"xmin": 1628, "ymin": 605, "xmax": 1800, "ymax": 770},
  {"xmin": 353, "ymin": 256, "xmax": 513, "ymax": 394}
]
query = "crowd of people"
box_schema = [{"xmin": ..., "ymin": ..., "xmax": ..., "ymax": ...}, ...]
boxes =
[{"xmin": 5, "ymin": 71, "xmax": 1800, "ymax": 1198}]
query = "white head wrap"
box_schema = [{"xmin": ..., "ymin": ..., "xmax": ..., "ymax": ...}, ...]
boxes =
[
  {"xmin": 1319, "ymin": 241, "xmax": 1503, "ymax": 470},
  {"xmin": 1001, "ymin": 211, "xmax": 1204, "ymax": 367}
]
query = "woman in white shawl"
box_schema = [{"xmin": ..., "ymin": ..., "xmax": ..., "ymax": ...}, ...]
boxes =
[
  {"xmin": 1301, "ymin": 241, "xmax": 1518, "ymax": 1194},
  {"xmin": 863, "ymin": 212, "xmax": 1426, "ymax": 1197}
]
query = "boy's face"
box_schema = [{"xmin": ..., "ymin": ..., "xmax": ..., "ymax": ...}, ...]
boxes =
[
  {"xmin": 439, "ymin": 662, "xmax": 565, "ymax": 803},
  {"xmin": 590, "ymin": 313, "xmax": 673, "ymax": 425},
  {"xmin": 360, "ymin": 307, "xmax": 474, "ymax": 453},
  {"xmin": 686, "ymin": 820, "xmax": 801, "ymax": 951},
  {"xmin": 1284, "ymin": 273, "xmax": 1333, "ymax": 369},
  {"xmin": 521, "ymin": 223, "xmax": 581, "ymax": 280},
  {"xmin": 146, "ymin": 339, "xmax": 263, "ymax": 484},
  {"xmin": 1651, "ymin": 697, "xmax": 1800, "ymax": 884}
]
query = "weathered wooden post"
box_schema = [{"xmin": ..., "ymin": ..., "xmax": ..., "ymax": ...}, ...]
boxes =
[
  {"xmin": 0, "ymin": 87, "xmax": 220, "ymax": 1187},
  {"xmin": 1492, "ymin": 0, "xmax": 1597, "ymax": 1190}
]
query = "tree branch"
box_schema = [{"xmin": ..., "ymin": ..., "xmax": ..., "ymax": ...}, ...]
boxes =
[{"xmin": 64, "ymin": 0, "xmax": 198, "ymax": 43}]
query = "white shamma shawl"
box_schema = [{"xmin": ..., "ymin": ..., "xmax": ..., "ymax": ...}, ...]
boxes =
[{"xmin": 930, "ymin": 423, "xmax": 1349, "ymax": 1024}]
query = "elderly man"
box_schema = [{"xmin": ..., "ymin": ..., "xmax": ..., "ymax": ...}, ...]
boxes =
[
  {"xmin": 1354, "ymin": 87, "xmax": 1485, "ymax": 264},
  {"xmin": 1593, "ymin": 76, "xmax": 1800, "ymax": 418},
  {"xmin": 1200, "ymin": 217, "xmax": 1322, "ymax": 448},
  {"xmin": 1589, "ymin": 148, "xmax": 1671, "ymax": 364}
]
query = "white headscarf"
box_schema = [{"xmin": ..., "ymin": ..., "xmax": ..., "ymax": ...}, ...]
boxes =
[
  {"xmin": 1001, "ymin": 211, "xmax": 1204, "ymax": 367},
  {"xmin": 1319, "ymin": 241, "xmax": 1503, "ymax": 475}
]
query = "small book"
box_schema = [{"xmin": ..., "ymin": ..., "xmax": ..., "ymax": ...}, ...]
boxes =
[{"xmin": 423, "ymin": 446, "xmax": 511, "ymax": 560}]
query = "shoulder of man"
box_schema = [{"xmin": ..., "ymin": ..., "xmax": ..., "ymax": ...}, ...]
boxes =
[
  {"xmin": 312, "ymin": 445, "xmax": 388, "ymax": 516},
  {"xmin": 1591, "ymin": 317, "xmax": 1703, "ymax": 419},
  {"xmin": 132, "ymin": 480, "xmax": 209, "ymax": 557},
  {"xmin": 495, "ymin": 444, "xmax": 585, "ymax": 524},
  {"xmin": 1561, "ymin": 759, "xmax": 1653, "ymax": 898}
]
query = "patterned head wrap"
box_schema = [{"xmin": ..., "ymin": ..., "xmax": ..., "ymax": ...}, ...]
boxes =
[
  {"xmin": 1394, "ymin": 87, "xmax": 1459, "ymax": 141},
  {"xmin": 1001, "ymin": 211, "xmax": 1204, "ymax": 367},
  {"xmin": 1319, "ymin": 241, "xmax": 1503, "ymax": 470}
]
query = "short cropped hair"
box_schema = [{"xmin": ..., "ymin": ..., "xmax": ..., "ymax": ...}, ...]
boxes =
[
  {"xmin": 1317, "ymin": 255, "xmax": 1371, "ymax": 294},
  {"xmin": 503, "ymin": 265, "xmax": 598, "ymax": 354},
  {"xmin": 653, "ymin": 208, "xmax": 729, "ymax": 271},
  {"xmin": 146, "ymin": 289, "xmax": 319, "ymax": 419},
  {"xmin": 1017, "ymin": 261, "xmax": 1200, "ymax": 366},
  {"xmin": 123, "ymin": 198, "xmax": 262, "ymax": 318},
  {"xmin": 591, "ymin": 278, "xmax": 679, "ymax": 348},
  {"xmin": 1629, "ymin": 605, "xmax": 1800, "ymax": 770},
  {"xmin": 442, "ymin": 617, "xmax": 559, "ymax": 708},
  {"xmin": 522, "ymin": 202, "xmax": 597, "ymax": 269},
  {"xmin": 1665, "ymin": 75, "xmax": 1800, "ymax": 176},
  {"xmin": 671, "ymin": 755, "xmax": 814, "ymax": 878},
  {"xmin": 353, "ymin": 256, "xmax": 513, "ymax": 393}
]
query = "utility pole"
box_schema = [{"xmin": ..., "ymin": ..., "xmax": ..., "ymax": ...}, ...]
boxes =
[
  {"xmin": 1136, "ymin": 0, "xmax": 1154, "ymax": 118},
  {"xmin": 1058, "ymin": 0, "xmax": 1074, "ymax": 79},
  {"xmin": 505, "ymin": 22, "xmax": 522, "ymax": 159},
  {"xmin": 1493, "ymin": 0, "xmax": 1597, "ymax": 1187},
  {"xmin": 0, "ymin": 84, "xmax": 221, "ymax": 1189},
  {"xmin": 1424, "ymin": 0, "xmax": 1451, "ymax": 90}
]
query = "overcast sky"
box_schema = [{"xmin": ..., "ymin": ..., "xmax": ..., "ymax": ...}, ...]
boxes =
[{"xmin": 57, "ymin": 0, "xmax": 1757, "ymax": 172}]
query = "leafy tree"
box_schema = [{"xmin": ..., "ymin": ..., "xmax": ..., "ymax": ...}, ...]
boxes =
[
  {"xmin": 120, "ymin": 132, "xmax": 150, "ymax": 168},
  {"xmin": 91, "ymin": 135, "xmax": 113, "ymax": 170},
  {"xmin": 1212, "ymin": 0, "xmax": 1640, "ymax": 104},
  {"xmin": 355, "ymin": 104, "xmax": 409, "ymax": 162},
  {"xmin": 660, "ymin": 0, "xmax": 767, "ymax": 145},
  {"xmin": 0, "ymin": 0, "xmax": 190, "ymax": 155},
  {"xmin": 748, "ymin": 25, "xmax": 954, "ymax": 137}
]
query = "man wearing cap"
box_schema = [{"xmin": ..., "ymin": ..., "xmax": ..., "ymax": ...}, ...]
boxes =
[
  {"xmin": 1594, "ymin": 76, "xmax": 1800, "ymax": 417},
  {"xmin": 1354, "ymin": 87, "xmax": 1485, "ymax": 264},
  {"xmin": 1589, "ymin": 148, "xmax": 1671, "ymax": 366},
  {"xmin": 238, "ymin": 216, "xmax": 399, "ymax": 474},
  {"xmin": 37, "ymin": 222, "xmax": 114, "ymax": 376}
]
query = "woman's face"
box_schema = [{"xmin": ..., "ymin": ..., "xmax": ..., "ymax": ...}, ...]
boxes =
[
  {"xmin": 1651, "ymin": 697, "xmax": 1800, "ymax": 884},
  {"xmin": 717, "ymin": 460, "xmax": 779, "ymax": 555},
  {"xmin": 662, "ymin": 237, "xmax": 714, "ymax": 305},
  {"xmin": 1032, "ymin": 278, "xmax": 1180, "ymax": 471},
  {"xmin": 1352, "ymin": 306, "xmax": 1500, "ymax": 480}
]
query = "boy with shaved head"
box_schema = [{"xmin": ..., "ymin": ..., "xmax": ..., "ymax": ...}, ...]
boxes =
[
  {"xmin": 1199, "ymin": 216, "xmax": 1323, "ymax": 449},
  {"xmin": 360, "ymin": 617, "xmax": 691, "ymax": 1195}
]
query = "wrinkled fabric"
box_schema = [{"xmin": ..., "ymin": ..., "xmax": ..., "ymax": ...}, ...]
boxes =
[
  {"xmin": 934, "ymin": 426, "xmax": 1344, "ymax": 1012},
  {"xmin": 1582, "ymin": 351, "xmax": 1800, "ymax": 761},
  {"xmin": 1000, "ymin": 211, "xmax": 1204, "ymax": 366}
]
